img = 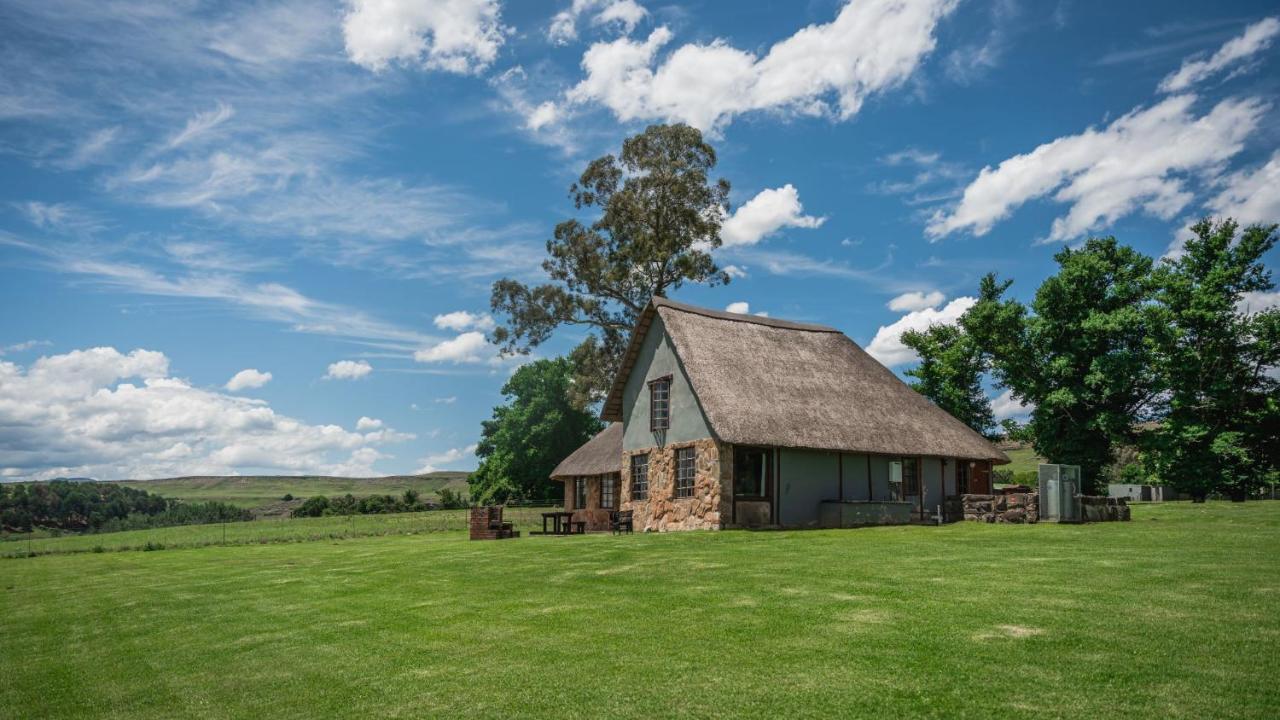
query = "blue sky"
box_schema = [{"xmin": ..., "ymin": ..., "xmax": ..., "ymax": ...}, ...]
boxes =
[{"xmin": 2, "ymin": 0, "xmax": 1278, "ymax": 481}]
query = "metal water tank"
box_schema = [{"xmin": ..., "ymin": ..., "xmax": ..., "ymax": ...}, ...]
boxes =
[{"xmin": 1039, "ymin": 464, "xmax": 1082, "ymax": 523}]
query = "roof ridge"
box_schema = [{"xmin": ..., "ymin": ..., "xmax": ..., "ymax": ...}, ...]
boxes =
[{"xmin": 652, "ymin": 297, "xmax": 840, "ymax": 333}]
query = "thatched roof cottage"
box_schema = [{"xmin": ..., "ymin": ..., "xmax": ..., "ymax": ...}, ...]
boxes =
[{"xmin": 552, "ymin": 298, "xmax": 1009, "ymax": 532}]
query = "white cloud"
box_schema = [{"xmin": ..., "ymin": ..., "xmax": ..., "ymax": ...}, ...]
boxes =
[
  {"xmin": 342, "ymin": 0, "xmax": 508, "ymax": 74},
  {"xmin": 725, "ymin": 301, "xmax": 750, "ymax": 314},
  {"xmin": 1206, "ymin": 150, "xmax": 1280, "ymax": 227},
  {"xmin": 325, "ymin": 359, "xmax": 373, "ymax": 380},
  {"xmin": 224, "ymin": 368, "xmax": 272, "ymax": 391},
  {"xmin": 0, "ymin": 347, "xmax": 410, "ymax": 481},
  {"xmin": 414, "ymin": 331, "xmax": 493, "ymax": 363},
  {"xmin": 565, "ymin": 0, "xmax": 958, "ymax": 133},
  {"xmin": 722, "ymin": 264, "xmax": 748, "ymax": 279},
  {"xmin": 1159, "ymin": 17, "xmax": 1280, "ymax": 93},
  {"xmin": 1239, "ymin": 291, "xmax": 1280, "ymax": 315},
  {"xmin": 12, "ymin": 241, "xmax": 433, "ymax": 349},
  {"xmin": 0, "ymin": 340, "xmax": 51, "ymax": 355},
  {"xmin": 356, "ymin": 416, "xmax": 383, "ymax": 431},
  {"xmin": 207, "ymin": 0, "xmax": 339, "ymax": 66},
  {"xmin": 433, "ymin": 310, "xmax": 496, "ymax": 332},
  {"xmin": 435, "ymin": 396, "xmax": 458, "ymax": 404},
  {"xmin": 165, "ymin": 102, "xmax": 235, "ymax": 150},
  {"xmin": 63, "ymin": 126, "xmax": 121, "ymax": 169},
  {"xmin": 16, "ymin": 201, "xmax": 104, "ymax": 235},
  {"xmin": 549, "ymin": 0, "xmax": 648, "ymax": 45},
  {"xmin": 415, "ymin": 443, "xmax": 478, "ymax": 473},
  {"xmin": 721, "ymin": 185, "xmax": 826, "ymax": 247},
  {"xmin": 865, "ymin": 297, "xmax": 976, "ymax": 367},
  {"xmin": 887, "ymin": 290, "xmax": 945, "ymax": 312},
  {"xmin": 990, "ymin": 389, "xmax": 1032, "ymax": 420},
  {"xmin": 927, "ymin": 95, "xmax": 1267, "ymax": 243}
]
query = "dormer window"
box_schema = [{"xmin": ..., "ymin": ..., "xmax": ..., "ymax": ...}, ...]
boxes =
[{"xmin": 649, "ymin": 376, "xmax": 671, "ymax": 431}]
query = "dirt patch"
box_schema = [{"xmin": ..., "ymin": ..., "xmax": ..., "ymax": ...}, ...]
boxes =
[{"xmin": 974, "ymin": 624, "xmax": 1044, "ymax": 641}]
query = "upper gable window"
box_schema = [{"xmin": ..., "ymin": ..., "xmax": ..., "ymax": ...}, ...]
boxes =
[{"xmin": 649, "ymin": 376, "xmax": 671, "ymax": 431}]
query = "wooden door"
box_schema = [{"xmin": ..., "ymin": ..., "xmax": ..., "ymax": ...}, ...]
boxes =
[{"xmin": 971, "ymin": 461, "xmax": 992, "ymax": 494}]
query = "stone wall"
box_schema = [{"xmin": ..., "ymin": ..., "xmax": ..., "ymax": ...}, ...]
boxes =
[
  {"xmin": 623, "ymin": 438, "xmax": 728, "ymax": 532},
  {"xmin": 961, "ymin": 493, "xmax": 1040, "ymax": 523},
  {"xmin": 566, "ymin": 474, "xmax": 620, "ymax": 532},
  {"xmin": 1081, "ymin": 495, "xmax": 1131, "ymax": 521},
  {"xmin": 962, "ymin": 492, "xmax": 1130, "ymax": 523}
]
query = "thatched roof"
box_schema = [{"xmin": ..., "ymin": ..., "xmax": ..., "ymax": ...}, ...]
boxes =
[
  {"xmin": 602, "ymin": 298, "xmax": 1008, "ymax": 464},
  {"xmin": 550, "ymin": 423, "xmax": 623, "ymax": 480}
]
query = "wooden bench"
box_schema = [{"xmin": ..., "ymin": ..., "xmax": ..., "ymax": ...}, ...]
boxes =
[{"xmin": 570, "ymin": 521, "xmax": 586, "ymax": 534}]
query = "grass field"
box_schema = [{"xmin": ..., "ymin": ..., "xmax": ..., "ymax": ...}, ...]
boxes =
[
  {"xmin": 1000, "ymin": 446, "xmax": 1045, "ymax": 475},
  {"xmin": 0, "ymin": 507, "xmax": 555, "ymax": 558},
  {"xmin": 110, "ymin": 472, "xmax": 472, "ymax": 509},
  {"xmin": 3, "ymin": 502, "xmax": 1278, "ymax": 719}
]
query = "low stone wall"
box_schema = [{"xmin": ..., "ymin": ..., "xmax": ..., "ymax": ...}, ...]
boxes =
[
  {"xmin": 962, "ymin": 493, "xmax": 1039, "ymax": 523},
  {"xmin": 961, "ymin": 493, "xmax": 1129, "ymax": 523},
  {"xmin": 1081, "ymin": 495, "xmax": 1131, "ymax": 521}
]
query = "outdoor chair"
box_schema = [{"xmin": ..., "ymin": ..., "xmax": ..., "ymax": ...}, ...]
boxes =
[{"xmin": 610, "ymin": 510, "xmax": 633, "ymax": 535}]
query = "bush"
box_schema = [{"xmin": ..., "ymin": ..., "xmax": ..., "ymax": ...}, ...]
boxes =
[
  {"xmin": 292, "ymin": 496, "xmax": 330, "ymax": 518},
  {"xmin": 281, "ymin": 493, "xmax": 294, "ymax": 501}
]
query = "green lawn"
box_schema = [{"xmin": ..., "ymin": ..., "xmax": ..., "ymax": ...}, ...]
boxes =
[
  {"xmin": 3, "ymin": 502, "xmax": 1278, "ymax": 719},
  {"xmin": 110, "ymin": 472, "xmax": 472, "ymax": 509}
]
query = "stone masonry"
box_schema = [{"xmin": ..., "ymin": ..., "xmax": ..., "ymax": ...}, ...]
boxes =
[
  {"xmin": 961, "ymin": 492, "xmax": 1129, "ymax": 523},
  {"xmin": 622, "ymin": 438, "xmax": 731, "ymax": 532},
  {"xmin": 962, "ymin": 493, "xmax": 1040, "ymax": 523}
]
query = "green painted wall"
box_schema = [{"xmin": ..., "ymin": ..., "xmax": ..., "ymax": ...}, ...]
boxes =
[
  {"xmin": 869, "ymin": 455, "xmax": 892, "ymax": 500},
  {"xmin": 923, "ymin": 457, "xmax": 944, "ymax": 511},
  {"xmin": 841, "ymin": 453, "xmax": 871, "ymax": 501},
  {"xmin": 621, "ymin": 315, "xmax": 713, "ymax": 451},
  {"xmin": 778, "ymin": 449, "xmax": 840, "ymax": 527}
]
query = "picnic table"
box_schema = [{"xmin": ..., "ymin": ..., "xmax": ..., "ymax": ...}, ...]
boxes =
[{"xmin": 539, "ymin": 511, "xmax": 576, "ymax": 535}]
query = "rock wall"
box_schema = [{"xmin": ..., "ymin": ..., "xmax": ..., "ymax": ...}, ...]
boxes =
[
  {"xmin": 962, "ymin": 493, "xmax": 1039, "ymax": 523},
  {"xmin": 623, "ymin": 438, "xmax": 728, "ymax": 532},
  {"xmin": 962, "ymin": 493, "xmax": 1130, "ymax": 523},
  {"xmin": 567, "ymin": 475, "xmax": 616, "ymax": 532},
  {"xmin": 1080, "ymin": 495, "xmax": 1131, "ymax": 521}
]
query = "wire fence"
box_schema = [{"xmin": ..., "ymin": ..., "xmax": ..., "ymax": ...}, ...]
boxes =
[{"xmin": 0, "ymin": 505, "xmax": 557, "ymax": 559}]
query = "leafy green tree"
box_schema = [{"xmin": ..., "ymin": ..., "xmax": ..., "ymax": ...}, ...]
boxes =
[
  {"xmin": 1147, "ymin": 219, "xmax": 1280, "ymax": 501},
  {"xmin": 900, "ymin": 323, "xmax": 995, "ymax": 437},
  {"xmin": 469, "ymin": 358, "xmax": 605, "ymax": 504},
  {"xmin": 999, "ymin": 418, "xmax": 1033, "ymax": 444},
  {"xmin": 963, "ymin": 238, "xmax": 1163, "ymax": 492},
  {"xmin": 490, "ymin": 124, "xmax": 732, "ymax": 407},
  {"xmin": 436, "ymin": 488, "xmax": 469, "ymax": 509}
]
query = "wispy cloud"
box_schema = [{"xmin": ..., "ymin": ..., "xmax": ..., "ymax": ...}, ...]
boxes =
[{"xmin": 165, "ymin": 102, "xmax": 235, "ymax": 150}]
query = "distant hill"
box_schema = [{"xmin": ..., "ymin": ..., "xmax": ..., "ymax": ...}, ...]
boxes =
[{"xmin": 109, "ymin": 472, "xmax": 472, "ymax": 510}]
